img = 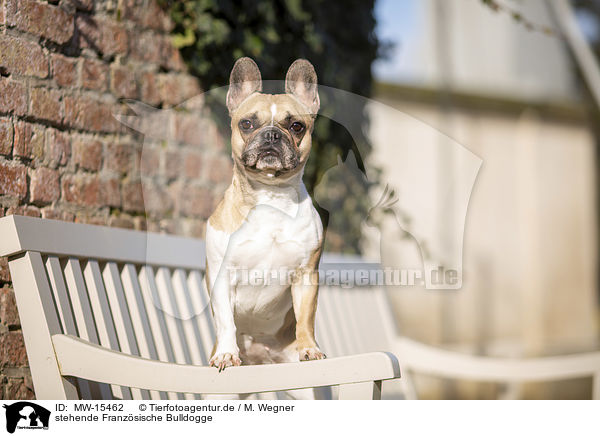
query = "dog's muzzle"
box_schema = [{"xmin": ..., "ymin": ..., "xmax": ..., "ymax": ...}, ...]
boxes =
[{"xmin": 241, "ymin": 126, "xmax": 299, "ymax": 174}]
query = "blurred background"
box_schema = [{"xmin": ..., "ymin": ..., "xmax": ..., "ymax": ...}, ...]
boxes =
[
  {"xmin": 367, "ymin": 0, "xmax": 600, "ymax": 399},
  {"xmin": 1, "ymin": 0, "xmax": 599, "ymax": 399},
  {"xmin": 163, "ymin": 0, "xmax": 600, "ymax": 399},
  {"xmin": 166, "ymin": 0, "xmax": 600, "ymax": 398}
]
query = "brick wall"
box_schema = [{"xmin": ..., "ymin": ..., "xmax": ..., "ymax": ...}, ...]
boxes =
[{"xmin": 0, "ymin": 0, "xmax": 232, "ymax": 399}]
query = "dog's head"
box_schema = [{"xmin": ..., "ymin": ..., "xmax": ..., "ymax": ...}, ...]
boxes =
[{"xmin": 226, "ymin": 57, "xmax": 320, "ymax": 184}]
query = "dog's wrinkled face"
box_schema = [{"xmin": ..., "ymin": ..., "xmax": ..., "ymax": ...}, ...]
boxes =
[
  {"xmin": 226, "ymin": 58, "xmax": 320, "ymax": 183},
  {"xmin": 233, "ymin": 94, "xmax": 311, "ymax": 178}
]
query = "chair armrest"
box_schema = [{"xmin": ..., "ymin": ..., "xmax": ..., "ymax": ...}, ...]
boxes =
[
  {"xmin": 52, "ymin": 334, "xmax": 401, "ymax": 395},
  {"xmin": 394, "ymin": 337, "xmax": 600, "ymax": 382}
]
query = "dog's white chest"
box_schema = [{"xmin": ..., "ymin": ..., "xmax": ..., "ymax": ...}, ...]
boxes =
[
  {"xmin": 206, "ymin": 185, "xmax": 322, "ymax": 337},
  {"xmin": 230, "ymin": 203, "xmax": 317, "ymax": 270}
]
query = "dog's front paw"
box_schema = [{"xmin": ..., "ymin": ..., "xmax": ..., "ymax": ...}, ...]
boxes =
[
  {"xmin": 299, "ymin": 347, "xmax": 326, "ymax": 361},
  {"xmin": 210, "ymin": 352, "xmax": 242, "ymax": 372}
]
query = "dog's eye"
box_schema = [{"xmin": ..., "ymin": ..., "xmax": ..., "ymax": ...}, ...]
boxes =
[
  {"xmin": 240, "ymin": 119, "xmax": 253, "ymax": 130},
  {"xmin": 290, "ymin": 122, "xmax": 305, "ymax": 133}
]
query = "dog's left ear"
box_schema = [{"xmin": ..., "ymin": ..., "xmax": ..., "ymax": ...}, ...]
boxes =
[{"xmin": 285, "ymin": 59, "xmax": 320, "ymax": 116}]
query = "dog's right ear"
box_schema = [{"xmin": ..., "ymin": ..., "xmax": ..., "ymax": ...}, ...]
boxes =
[{"xmin": 226, "ymin": 57, "xmax": 262, "ymax": 114}]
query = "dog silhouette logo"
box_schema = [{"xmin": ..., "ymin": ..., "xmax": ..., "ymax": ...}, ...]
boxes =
[{"xmin": 3, "ymin": 402, "xmax": 50, "ymax": 433}]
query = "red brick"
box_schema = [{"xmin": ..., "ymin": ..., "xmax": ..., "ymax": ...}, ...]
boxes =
[
  {"xmin": 29, "ymin": 87, "xmax": 63, "ymax": 125},
  {"xmin": 98, "ymin": 177, "xmax": 120, "ymax": 207},
  {"xmin": 111, "ymin": 64, "xmax": 137, "ymax": 99},
  {"xmin": 13, "ymin": 122, "xmax": 44, "ymax": 160},
  {"xmin": 76, "ymin": 15, "xmax": 127, "ymax": 57},
  {"xmin": 0, "ymin": 78, "xmax": 27, "ymax": 116},
  {"xmin": 177, "ymin": 185, "xmax": 213, "ymax": 218},
  {"xmin": 0, "ymin": 286, "xmax": 20, "ymax": 327},
  {"xmin": 120, "ymin": 0, "xmax": 172, "ymax": 32},
  {"xmin": 188, "ymin": 219, "xmax": 206, "ymax": 239},
  {"xmin": 64, "ymin": 95, "xmax": 119, "ymax": 133},
  {"xmin": 81, "ymin": 58, "xmax": 108, "ymax": 91},
  {"xmin": 76, "ymin": 15, "xmax": 101, "ymax": 50},
  {"xmin": 45, "ymin": 128, "xmax": 70, "ymax": 167},
  {"xmin": 160, "ymin": 74, "xmax": 201, "ymax": 106},
  {"xmin": 51, "ymin": 53, "xmax": 78, "ymax": 87},
  {"xmin": 41, "ymin": 208, "xmax": 75, "ymax": 221},
  {"xmin": 160, "ymin": 38, "xmax": 186, "ymax": 72},
  {"xmin": 0, "ymin": 257, "xmax": 10, "ymax": 283},
  {"xmin": 149, "ymin": 1, "xmax": 174, "ymax": 31},
  {"xmin": 106, "ymin": 23, "xmax": 128, "ymax": 57},
  {"xmin": 139, "ymin": 146, "xmax": 159, "ymax": 176},
  {"xmin": 132, "ymin": 33, "xmax": 184, "ymax": 72},
  {"xmin": 120, "ymin": 110, "xmax": 166, "ymax": 139},
  {"xmin": 83, "ymin": 216, "xmax": 109, "ymax": 227},
  {"xmin": 164, "ymin": 149, "xmax": 181, "ymax": 180},
  {"xmin": 180, "ymin": 94, "xmax": 205, "ymax": 112},
  {"xmin": 30, "ymin": 167, "xmax": 60, "ymax": 205},
  {"xmin": 73, "ymin": 138, "xmax": 102, "ymax": 171},
  {"xmin": 61, "ymin": 174, "xmax": 99, "ymax": 206},
  {"xmin": 109, "ymin": 215, "xmax": 134, "ymax": 229},
  {"xmin": 5, "ymin": 205, "xmax": 41, "ymax": 217},
  {"xmin": 184, "ymin": 151, "xmax": 203, "ymax": 179},
  {"xmin": 0, "ymin": 34, "xmax": 48, "ymax": 78},
  {"xmin": 141, "ymin": 182, "xmax": 172, "ymax": 214},
  {"xmin": 41, "ymin": 207, "xmax": 75, "ymax": 221},
  {"xmin": 5, "ymin": 0, "xmax": 74, "ymax": 44},
  {"xmin": 0, "ymin": 332, "xmax": 28, "ymax": 367},
  {"xmin": 2, "ymin": 376, "xmax": 35, "ymax": 400},
  {"xmin": 133, "ymin": 216, "xmax": 147, "ymax": 231},
  {"xmin": 139, "ymin": 71, "xmax": 161, "ymax": 106},
  {"xmin": 213, "ymin": 126, "xmax": 226, "ymax": 152},
  {"xmin": 74, "ymin": 213, "xmax": 108, "ymax": 226},
  {"xmin": 173, "ymin": 114, "xmax": 210, "ymax": 147},
  {"xmin": 105, "ymin": 142, "xmax": 132, "ymax": 174},
  {"xmin": 208, "ymin": 155, "xmax": 232, "ymax": 184},
  {"xmin": 0, "ymin": 119, "xmax": 13, "ymax": 156},
  {"xmin": 129, "ymin": 30, "xmax": 162, "ymax": 65},
  {"xmin": 117, "ymin": 0, "xmax": 143, "ymax": 22},
  {"xmin": 122, "ymin": 180, "xmax": 144, "ymax": 212},
  {"xmin": 161, "ymin": 219, "xmax": 180, "ymax": 234}
]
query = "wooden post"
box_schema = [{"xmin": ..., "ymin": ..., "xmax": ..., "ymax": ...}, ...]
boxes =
[{"xmin": 9, "ymin": 252, "xmax": 79, "ymax": 399}]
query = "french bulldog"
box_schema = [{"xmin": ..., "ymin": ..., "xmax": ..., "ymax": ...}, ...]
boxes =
[{"xmin": 206, "ymin": 57, "xmax": 325, "ymax": 372}]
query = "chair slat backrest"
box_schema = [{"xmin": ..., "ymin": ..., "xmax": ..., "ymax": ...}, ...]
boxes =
[
  {"xmin": 1, "ymin": 215, "xmax": 399, "ymax": 399},
  {"xmin": 57, "ymin": 260, "xmax": 213, "ymax": 399},
  {"xmin": 315, "ymin": 259, "xmax": 399, "ymax": 359},
  {"xmin": 0, "ymin": 216, "xmax": 213, "ymax": 399},
  {"xmin": 102, "ymin": 262, "xmax": 150, "ymax": 400},
  {"xmin": 316, "ymin": 286, "xmax": 397, "ymax": 354},
  {"xmin": 313, "ymin": 259, "xmax": 405, "ymax": 399}
]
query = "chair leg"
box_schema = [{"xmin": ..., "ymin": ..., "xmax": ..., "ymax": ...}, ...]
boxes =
[{"xmin": 338, "ymin": 381, "xmax": 382, "ymax": 400}]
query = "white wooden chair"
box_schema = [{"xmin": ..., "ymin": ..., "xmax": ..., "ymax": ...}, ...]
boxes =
[
  {"xmin": 0, "ymin": 215, "xmax": 400, "ymax": 400},
  {"xmin": 315, "ymin": 275, "xmax": 600, "ymax": 399}
]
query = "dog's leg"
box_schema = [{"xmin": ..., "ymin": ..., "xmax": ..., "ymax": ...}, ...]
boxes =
[
  {"xmin": 291, "ymin": 266, "xmax": 325, "ymax": 361},
  {"xmin": 207, "ymin": 267, "xmax": 241, "ymax": 371}
]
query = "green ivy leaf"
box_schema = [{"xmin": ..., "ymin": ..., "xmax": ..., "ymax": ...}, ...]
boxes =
[{"xmin": 172, "ymin": 28, "xmax": 196, "ymax": 48}]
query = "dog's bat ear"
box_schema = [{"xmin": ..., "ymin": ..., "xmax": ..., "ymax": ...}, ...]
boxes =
[
  {"xmin": 285, "ymin": 59, "xmax": 320, "ymax": 116},
  {"xmin": 226, "ymin": 57, "xmax": 262, "ymax": 114}
]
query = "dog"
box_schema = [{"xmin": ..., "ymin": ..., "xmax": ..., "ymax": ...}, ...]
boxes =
[{"xmin": 205, "ymin": 57, "xmax": 325, "ymax": 374}]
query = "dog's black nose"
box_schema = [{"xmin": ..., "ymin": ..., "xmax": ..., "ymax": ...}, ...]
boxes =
[{"xmin": 262, "ymin": 127, "xmax": 281, "ymax": 144}]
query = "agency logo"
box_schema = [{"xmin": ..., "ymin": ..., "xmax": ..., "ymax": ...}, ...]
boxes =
[{"xmin": 2, "ymin": 402, "xmax": 50, "ymax": 433}]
